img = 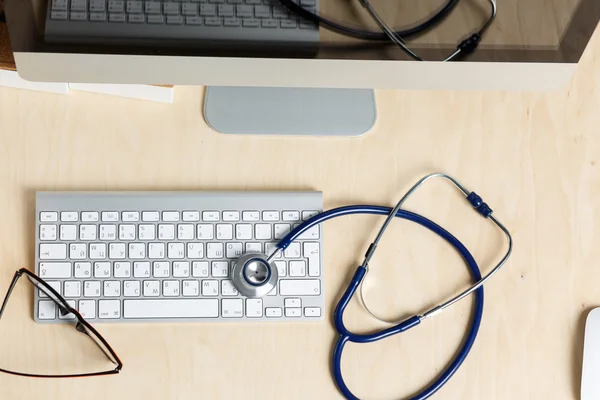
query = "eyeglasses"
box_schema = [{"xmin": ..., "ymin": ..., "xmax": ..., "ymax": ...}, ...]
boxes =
[{"xmin": 0, "ymin": 268, "xmax": 123, "ymax": 378}]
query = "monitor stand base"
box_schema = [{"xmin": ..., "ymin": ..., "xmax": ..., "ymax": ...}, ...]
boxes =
[{"xmin": 203, "ymin": 86, "xmax": 376, "ymax": 137}]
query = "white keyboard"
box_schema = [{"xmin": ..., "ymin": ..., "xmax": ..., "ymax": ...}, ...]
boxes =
[{"xmin": 34, "ymin": 191, "xmax": 324, "ymax": 323}]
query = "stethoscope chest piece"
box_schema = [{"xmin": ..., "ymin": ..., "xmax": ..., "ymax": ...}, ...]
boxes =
[{"xmin": 231, "ymin": 253, "xmax": 279, "ymax": 297}]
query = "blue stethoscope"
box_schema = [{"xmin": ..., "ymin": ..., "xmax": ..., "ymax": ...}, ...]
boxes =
[{"xmin": 232, "ymin": 173, "xmax": 513, "ymax": 399}]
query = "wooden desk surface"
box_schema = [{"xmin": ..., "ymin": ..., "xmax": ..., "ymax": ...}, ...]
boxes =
[{"xmin": 2, "ymin": 31, "xmax": 600, "ymax": 400}]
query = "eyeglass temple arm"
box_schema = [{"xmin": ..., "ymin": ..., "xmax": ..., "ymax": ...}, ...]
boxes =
[{"xmin": 0, "ymin": 270, "xmax": 26, "ymax": 319}]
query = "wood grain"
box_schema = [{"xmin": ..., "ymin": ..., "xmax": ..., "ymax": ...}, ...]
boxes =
[{"xmin": 1, "ymin": 26, "xmax": 600, "ymax": 400}]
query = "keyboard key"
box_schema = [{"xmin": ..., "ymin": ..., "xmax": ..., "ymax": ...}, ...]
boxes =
[
  {"xmin": 304, "ymin": 242, "xmax": 320, "ymax": 276},
  {"xmin": 226, "ymin": 242, "xmax": 243, "ymax": 258},
  {"xmin": 289, "ymin": 261, "xmax": 306, "ymax": 277},
  {"xmin": 235, "ymin": 224, "xmax": 252, "ymax": 240},
  {"xmin": 222, "ymin": 299, "xmax": 243, "ymax": 318},
  {"xmin": 178, "ymin": 224, "xmax": 194, "ymax": 240},
  {"xmin": 221, "ymin": 279, "xmax": 238, "ymax": 296},
  {"xmin": 127, "ymin": 0, "xmax": 143, "ymax": 13},
  {"xmin": 284, "ymin": 242, "xmax": 300, "ymax": 258},
  {"xmin": 122, "ymin": 211, "xmax": 140, "ymax": 222},
  {"xmin": 70, "ymin": 243, "xmax": 87, "ymax": 259},
  {"xmin": 78, "ymin": 300, "xmax": 96, "ymax": 319},
  {"xmin": 202, "ymin": 280, "xmax": 219, "ymax": 296},
  {"xmin": 202, "ymin": 210, "xmax": 219, "ymax": 221},
  {"xmin": 164, "ymin": 243, "xmax": 183, "ymax": 259},
  {"xmin": 79, "ymin": 225, "xmax": 97, "ymax": 241},
  {"xmin": 147, "ymin": 14, "xmax": 164, "ymax": 23},
  {"xmin": 204, "ymin": 17, "xmax": 222, "ymax": 26},
  {"xmin": 40, "ymin": 212, "xmax": 58, "ymax": 222},
  {"xmin": 274, "ymin": 261, "xmax": 286, "ymax": 276},
  {"xmin": 119, "ymin": 224, "xmax": 136, "ymax": 240},
  {"xmin": 81, "ymin": 212, "xmax": 99, "ymax": 222},
  {"xmin": 40, "ymin": 244, "xmax": 67, "ymax": 260},
  {"xmin": 143, "ymin": 280, "xmax": 160, "ymax": 297},
  {"xmin": 283, "ymin": 211, "xmax": 300, "ymax": 221},
  {"xmin": 223, "ymin": 17, "xmax": 240, "ymax": 26},
  {"xmin": 102, "ymin": 211, "xmax": 119, "ymax": 222},
  {"xmin": 285, "ymin": 298, "xmax": 301, "ymax": 308},
  {"xmin": 84, "ymin": 281, "xmax": 101, "ymax": 297},
  {"xmin": 187, "ymin": 242, "xmax": 204, "ymax": 258},
  {"xmin": 71, "ymin": 0, "xmax": 88, "ymax": 11},
  {"xmin": 255, "ymin": 224, "xmax": 272, "ymax": 240},
  {"xmin": 103, "ymin": 281, "xmax": 121, "ymax": 297},
  {"xmin": 164, "ymin": 2, "xmax": 180, "ymax": 14},
  {"xmin": 246, "ymin": 0, "xmax": 261, "ymax": 4},
  {"xmin": 212, "ymin": 261, "xmax": 228, "ymax": 277},
  {"xmin": 216, "ymin": 224, "xmax": 233, "ymax": 240},
  {"xmin": 280, "ymin": 20, "xmax": 296, "ymax": 28},
  {"xmin": 182, "ymin": 280, "xmax": 199, "ymax": 296},
  {"xmin": 153, "ymin": 261, "xmax": 170, "ymax": 277},
  {"xmin": 242, "ymin": 18, "xmax": 260, "ymax": 27},
  {"xmin": 108, "ymin": 0, "xmax": 124, "ymax": 12},
  {"xmin": 61, "ymin": 212, "xmax": 78, "ymax": 222},
  {"xmin": 254, "ymin": 5, "xmax": 270, "ymax": 17},
  {"xmin": 128, "ymin": 14, "xmax": 145, "ymax": 22},
  {"xmin": 52, "ymin": 0, "xmax": 68, "ymax": 10},
  {"xmin": 114, "ymin": 262, "xmax": 131, "ymax": 278},
  {"xmin": 265, "ymin": 307, "xmax": 282, "ymax": 317},
  {"xmin": 40, "ymin": 225, "xmax": 57, "ymax": 241},
  {"xmin": 242, "ymin": 211, "xmax": 259, "ymax": 221},
  {"xmin": 186, "ymin": 15, "xmax": 203, "ymax": 24},
  {"xmin": 246, "ymin": 299, "xmax": 263, "ymax": 317},
  {"xmin": 133, "ymin": 261, "xmax": 151, "ymax": 278},
  {"xmin": 100, "ymin": 224, "xmax": 117, "ymax": 240},
  {"xmin": 89, "ymin": 0, "xmax": 106, "ymax": 11},
  {"xmin": 163, "ymin": 280, "xmax": 180, "ymax": 297},
  {"xmin": 60, "ymin": 225, "xmax": 77, "ymax": 241},
  {"xmin": 274, "ymin": 223, "xmax": 291, "ymax": 239},
  {"xmin": 99, "ymin": 300, "xmax": 121, "ymax": 319},
  {"xmin": 197, "ymin": 224, "xmax": 214, "ymax": 239},
  {"xmin": 89, "ymin": 243, "xmax": 107, "ymax": 259},
  {"xmin": 299, "ymin": 20, "xmax": 317, "ymax": 29},
  {"xmin": 38, "ymin": 300, "xmax": 56, "ymax": 320},
  {"xmin": 297, "ymin": 224, "xmax": 319, "ymax": 240},
  {"xmin": 273, "ymin": 7, "xmax": 288, "ymax": 18},
  {"xmin": 285, "ymin": 308, "xmax": 301, "ymax": 317},
  {"xmin": 183, "ymin": 211, "xmax": 200, "ymax": 221},
  {"xmin": 145, "ymin": 1, "xmax": 161, "ymax": 13},
  {"xmin": 94, "ymin": 262, "xmax": 111, "ymax": 278},
  {"xmin": 142, "ymin": 211, "xmax": 160, "ymax": 221},
  {"xmin": 129, "ymin": 243, "xmax": 146, "ymax": 259},
  {"xmin": 148, "ymin": 243, "xmax": 165, "ymax": 259},
  {"xmin": 262, "ymin": 19, "xmax": 278, "ymax": 28},
  {"xmin": 38, "ymin": 281, "xmax": 61, "ymax": 298},
  {"xmin": 207, "ymin": 243, "xmax": 224, "ymax": 258},
  {"xmin": 265, "ymin": 242, "xmax": 280, "ymax": 259},
  {"xmin": 162, "ymin": 211, "xmax": 180, "ymax": 222},
  {"xmin": 74, "ymin": 262, "xmax": 92, "ymax": 278},
  {"xmin": 139, "ymin": 224, "xmax": 156, "ymax": 240},
  {"xmin": 60, "ymin": 300, "xmax": 77, "ymax": 320},
  {"xmin": 64, "ymin": 281, "xmax": 82, "ymax": 298},
  {"xmin": 109, "ymin": 243, "xmax": 126, "ymax": 259},
  {"xmin": 218, "ymin": 4, "xmax": 234, "ymax": 16},
  {"xmin": 280, "ymin": 279, "xmax": 320, "ymax": 296},
  {"xmin": 302, "ymin": 210, "xmax": 319, "ymax": 220},
  {"xmin": 222, "ymin": 211, "xmax": 240, "ymax": 221},
  {"xmin": 124, "ymin": 280, "xmax": 141, "ymax": 296},
  {"xmin": 158, "ymin": 224, "xmax": 175, "ymax": 240},
  {"xmin": 182, "ymin": 3, "xmax": 198, "ymax": 15},
  {"xmin": 192, "ymin": 261, "xmax": 209, "ymax": 278},
  {"xmin": 262, "ymin": 211, "xmax": 279, "ymax": 221},
  {"xmin": 173, "ymin": 261, "xmax": 190, "ymax": 277},
  {"xmin": 124, "ymin": 299, "xmax": 219, "ymax": 318},
  {"xmin": 245, "ymin": 242, "xmax": 262, "ymax": 253},
  {"xmin": 236, "ymin": 5, "xmax": 252, "ymax": 17},
  {"xmin": 70, "ymin": 11, "xmax": 87, "ymax": 20}
]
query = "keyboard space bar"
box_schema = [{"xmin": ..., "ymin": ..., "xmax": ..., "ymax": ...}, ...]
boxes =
[{"xmin": 124, "ymin": 299, "xmax": 219, "ymax": 319}]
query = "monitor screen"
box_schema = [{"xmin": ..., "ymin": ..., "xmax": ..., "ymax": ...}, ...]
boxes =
[{"xmin": 4, "ymin": 0, "xmax": 599, "ymax": 64}]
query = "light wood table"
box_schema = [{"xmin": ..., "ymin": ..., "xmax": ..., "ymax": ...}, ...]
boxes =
[{"xmin": 1, "ymin": 30, "xmax": 600, "ymax": 400}]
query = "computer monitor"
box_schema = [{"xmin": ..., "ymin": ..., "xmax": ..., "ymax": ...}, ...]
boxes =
[{"xmin": 4, "ymin": 0, "xmax": 599, "ymax": 135}]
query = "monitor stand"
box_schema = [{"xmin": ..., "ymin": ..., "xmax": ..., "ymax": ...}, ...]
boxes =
[{"xmin": 203, "ymin": 86, "xmax": 376, "ymax": 136}]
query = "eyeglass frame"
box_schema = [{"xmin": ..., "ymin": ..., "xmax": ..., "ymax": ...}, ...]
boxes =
[{"xmin": 0, "ymin": 268, "xmax": 123, "ymax": 378}]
